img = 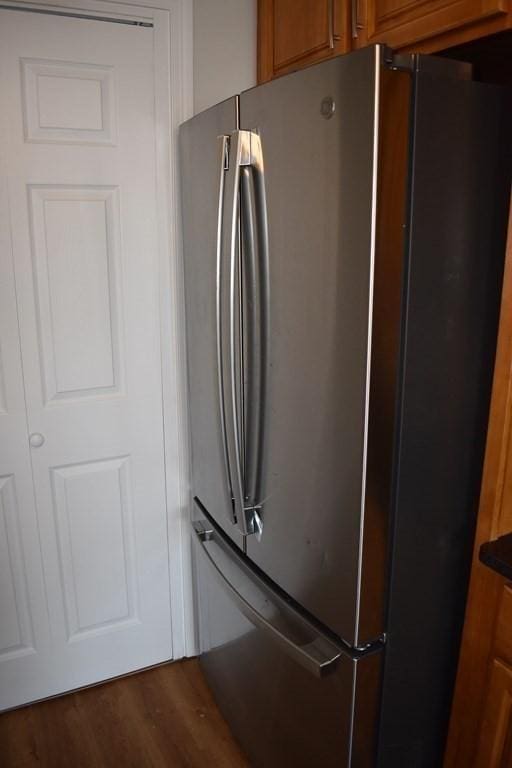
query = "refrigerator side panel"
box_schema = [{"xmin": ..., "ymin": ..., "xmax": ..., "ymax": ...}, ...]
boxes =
[
  {"xmin": 377, "ymin": 75, "xmax": 512, "ymax": 767},
  {"xmin": 240, "ymin": 46, "xmax": 388, "ymax": 644},
  {"xmin": 179, "ymin": 98, "xmax": 243, "ymax": 548}
]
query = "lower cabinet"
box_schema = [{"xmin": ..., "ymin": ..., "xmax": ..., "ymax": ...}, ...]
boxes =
[
  {"xmin": 475, "ymin": 655, "xmax": 512, "ymax": 767},
  {"xmin": 474, "ymin": 584, "xmax": 512, "ymax": 766},
  {"xmin": 444, "ymin": 204, "xmax": 512, "ymax": 767}
]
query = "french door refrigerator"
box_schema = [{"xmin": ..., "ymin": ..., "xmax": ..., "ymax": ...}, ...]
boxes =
[{"xmin": 179, "ymin": 45, "xmax": 511, "ymax": 767}]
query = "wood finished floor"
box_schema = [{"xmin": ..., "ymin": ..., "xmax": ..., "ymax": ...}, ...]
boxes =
[{"xmin": 0, "ymin": 659, "xmax": 249, "ymax": 768}]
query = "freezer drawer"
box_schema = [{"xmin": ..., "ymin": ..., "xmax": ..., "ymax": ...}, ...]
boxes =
[{"xmin": 192, "ymin": 517, "xmax": 382, "ymax": 768}]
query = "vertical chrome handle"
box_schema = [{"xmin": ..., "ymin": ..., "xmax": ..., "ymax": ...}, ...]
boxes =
[
  {"xmin": 222, "ymin": 130, "xmax": 249, "ymax": 534},
  {"xmin": 215, "ymin": 135, "xmax": 236, "ymax": 524},
  {"xmin": 223, "ymin": 130, "xmax": 269, "ymax": 536},
  {"xmin": 229, "ymin": 133, "xmax": 246, "ymax": 531},
  {"xmin": 240, "ymin": 133, "xmax": 269, "ymax": 527},
  {"xmin": 328, "ymin": 0, "xmax": 335, "ymax": 48}
]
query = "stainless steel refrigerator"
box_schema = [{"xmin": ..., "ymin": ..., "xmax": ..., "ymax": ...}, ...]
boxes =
[{"xmin": 179, "ymin": 45, "xmax": 511, "ymax": 767}]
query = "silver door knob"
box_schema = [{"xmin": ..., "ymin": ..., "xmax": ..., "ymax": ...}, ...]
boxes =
[{"xmin": 29, "ymin": 433, "xmax": 45, "ymax": 448}]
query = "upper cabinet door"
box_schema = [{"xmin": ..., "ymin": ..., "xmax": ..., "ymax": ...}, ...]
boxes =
[
  {"xmin": 258, "ymin": 0, "xmax": 350, "ymax": 82},
  {"xmin": 364, "ymin": 0, "xmax": 508, "ymax": 49}
]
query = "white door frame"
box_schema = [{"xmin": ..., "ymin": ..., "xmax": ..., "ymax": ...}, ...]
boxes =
[{"xmin": 2, "ymin": 0, "xmax": 195, "ymax": 659}]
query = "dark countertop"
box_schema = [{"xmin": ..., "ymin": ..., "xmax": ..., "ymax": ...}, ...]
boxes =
[{"xmin": 480, "ymin": 533, "xmax": 512, "ymax": 581}]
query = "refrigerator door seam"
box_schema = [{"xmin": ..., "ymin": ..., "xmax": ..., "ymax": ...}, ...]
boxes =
[{"xmin": 354, "ymin": 46, "xmax": 381, "ymax": 649}]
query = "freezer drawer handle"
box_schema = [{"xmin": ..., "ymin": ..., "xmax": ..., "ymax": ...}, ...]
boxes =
[{"xmin": 193, "ymin": 520, "xmax": 342, "ymax": 679}]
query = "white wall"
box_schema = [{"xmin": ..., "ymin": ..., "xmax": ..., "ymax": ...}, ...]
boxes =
[{"xmin": 193, "ymin": 0, "xmax": 257, "ymax": 114}]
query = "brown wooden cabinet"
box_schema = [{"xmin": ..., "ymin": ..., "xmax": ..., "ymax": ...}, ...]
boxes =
[
  {"xmin": 444, "ymin": 202, "xmax": 512, "ymax": 768},
  {"xmin": 258, "ymin": 0, "xmax": 512, "ymax": 82},
  {"xmin": 475, "ymin": 656, "xmax": 512, "ymax": 767},
  {"xmin": 258, "ymin": 0, "xmax": 349, "ymax": 82},
  {"xmin": 363, "ymin": 0, "xmax": 508, "ymax": 49}
]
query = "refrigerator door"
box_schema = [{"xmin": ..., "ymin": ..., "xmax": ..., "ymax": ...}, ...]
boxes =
[
  {"xmin": 240, "ymin": 46, "xmax": 387, "ymax": 644},
  {"xmin": 180, "ymin": 98, "xmax": 243, "ymax": 547},
  {"xmin": 192, "ymin": 514, "xmax": 382, "ymax": 768}
]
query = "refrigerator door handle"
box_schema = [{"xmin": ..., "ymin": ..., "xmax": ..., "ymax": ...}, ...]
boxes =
[
  {"xmin": 193, "ymin": 520, "xmax": 342, "ymax": 678},
  {"xmin": 215, "ymin": 134, "xmax": 236, "ymax": 524},
  {"xmin": 224, "ymin": 129, "xmax": 250, "ymax": 534},
  {"xmin": 240, "ymin": 132, "xmax": 270, "ymax": 520},
  {"xmin": 224, "ymin": 129, "xmax": 269, "ymax": 536}
]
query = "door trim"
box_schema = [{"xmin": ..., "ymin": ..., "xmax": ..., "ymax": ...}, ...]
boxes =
[
  {"xmin": 0, "ymin": 3, "xmax": 154, "ymax": 24},
  {"xmin": 4, "ymin": 0, "xmax": 194, "ymax": 658}
]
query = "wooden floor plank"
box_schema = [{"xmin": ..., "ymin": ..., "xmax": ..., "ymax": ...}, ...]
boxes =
[{"xmin": 0, "ymin": 659, "xmax": 249, "ymax": 768}]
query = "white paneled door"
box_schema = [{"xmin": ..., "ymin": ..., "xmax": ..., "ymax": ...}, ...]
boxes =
[{"xmin": 0, "ymin": 7, "xmax": 173, "ymax": 709}]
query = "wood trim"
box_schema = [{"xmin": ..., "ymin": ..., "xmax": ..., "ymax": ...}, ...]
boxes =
[
  {"xmin": 444, "ymin": 196, "xmax": 512, "ymax": 767},
  {"xmin": 257, "ymin": 0, "xmax": 274, "ymax": 83},
  {"xmin": 495, "ymin": 585, "xmax": 512, "ymax": 663},
  {"xmin": 337, "ymin": 0, "xmax": 353, "ymax": 49}
]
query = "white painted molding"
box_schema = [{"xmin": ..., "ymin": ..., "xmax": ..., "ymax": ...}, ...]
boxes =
[{"xmin": 150, "ymin": 2, "xmax": 196, "ymax": 660}]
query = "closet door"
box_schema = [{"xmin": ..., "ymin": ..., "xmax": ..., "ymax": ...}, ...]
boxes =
[
  {"xmin": 0, "ymin": 7, "xmax": 172, "ymax": 709},
  {"xmin": 0, "ymin": 169, "xmax": 51, "ymax": 704}
]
